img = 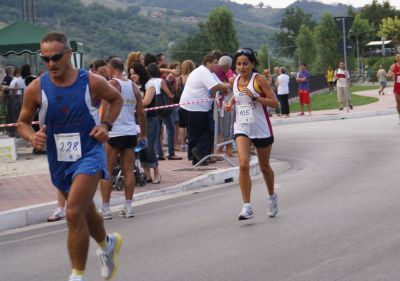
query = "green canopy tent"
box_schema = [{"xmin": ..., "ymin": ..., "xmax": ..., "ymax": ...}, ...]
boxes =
[{"xmin": 0, "ymin": 21, "xmax": 84, "ymax": 68}]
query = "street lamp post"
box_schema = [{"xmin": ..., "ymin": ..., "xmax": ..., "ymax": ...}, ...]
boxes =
[{"xmin": 288, "ymin": 35, "xmax": 300, "ymax": 69}]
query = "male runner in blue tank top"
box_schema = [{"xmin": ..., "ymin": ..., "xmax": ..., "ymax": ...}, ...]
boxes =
[{"xmin": 17, "ymin": 31, "xmax": 123, "ymax": 281}]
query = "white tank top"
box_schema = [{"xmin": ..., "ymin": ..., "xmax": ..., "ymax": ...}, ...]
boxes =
[
  {"xmin": 233, "ymin": 73, "xmax": 273, "ymax": 139},
  {"xmin": 109, "ymin": 78, "xmax": 137, "ymax": 138}
]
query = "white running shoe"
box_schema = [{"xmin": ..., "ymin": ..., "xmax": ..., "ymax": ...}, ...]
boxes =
[
  {"xmin": 238, "ymin": 204, "xmax": 254, "ymax": 220},
  {"xmin": 97, "ymin": 233, "xmax": 122, "ymax": 280},
  {"xmin": 68, "ymin": 275, "xmax": 86, "ymax": 281},
  {"xmin": 99, "ymin": 207, "xmax": 112, "ymax": 220},
  {"xmin": 267, "ymin": 193, "xmax": 278, "ymax": 218},
  {"xmin": 47, "ymin": 208, "xmax": 65, "ymax": 222},
  {"xmin": 119, "ymin": 206, "xmax": 134, "ymax": 218}
]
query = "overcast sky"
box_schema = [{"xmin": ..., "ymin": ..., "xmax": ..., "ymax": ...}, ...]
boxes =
[{"xmin": 232, "ymin": 0, "xmax": 400, "ymax": 9}]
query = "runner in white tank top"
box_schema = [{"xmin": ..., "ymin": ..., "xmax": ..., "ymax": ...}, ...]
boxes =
[
  {"xmin": 225, "ymin": 48, "xmax": 279, "ymax": 221},
  {"xmin": 99, "ymin": 58, "xmax": 147, "ymax": 220},
  {"xmin": 232, "ymin": 72, "xmax": 273, "ymax": 139},
  {"xmin": 108, "ymin": 77, "xmax": 137, "ymax": 138}
]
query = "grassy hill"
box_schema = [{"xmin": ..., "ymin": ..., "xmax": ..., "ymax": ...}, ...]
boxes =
[{"xmin": 0, "ymin": 0, "xmax": 352, "ymax": 67}]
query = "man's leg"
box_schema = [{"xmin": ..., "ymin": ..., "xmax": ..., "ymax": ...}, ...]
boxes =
[
  {"xmin": 65, "ymin": 172, "xmax": 105, "ymax": 271},
  {"xmin": 196, "ymin": 112, "xmax": 212, "ymax": 159},
  {"xmin": 47, "ymin": 189, "xmax": 66, "ymax": 222},
  {"xmin": 338, "ymin": 87, "xmax": 344, "ymax": 109},
  {"xmin": 299, "ymin": 103, "xmax": 304, "ymax": 114},
  {"xmin": 307, "ymin": 103, "xmax": 312, "ymax": 115},
  {"xmin": 120, "ymin": 148, "xmax": 135, "ymax": 217},
  {"xmin": 99, "ymin": 144, "xmax": 119, "ymax": 219},
  {"xmin": 187, "ymin": 111, "xmax": 206, "ymax": 162}
]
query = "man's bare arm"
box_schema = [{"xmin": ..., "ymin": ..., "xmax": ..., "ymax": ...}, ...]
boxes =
[
  {"xmin": 17, "ymin": 79, "xmax": 46, "ymax": 150},
  {"xmin": 88, "ymin": 73, "xmax": 123, "ymax": 143}
]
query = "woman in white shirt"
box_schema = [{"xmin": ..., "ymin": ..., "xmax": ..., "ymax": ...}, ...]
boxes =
[{"xmin": 275, "ymin": 67, "xmax": 290, "ymax": 117}]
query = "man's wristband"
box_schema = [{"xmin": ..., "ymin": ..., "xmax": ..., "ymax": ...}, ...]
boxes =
[
  {"xmin": 251, "ymin": 96, "xmax": 258, "ymax": 102},
  {"xmin": 101, "ymin": 121, "xmax": 113, "ymax": 131}
]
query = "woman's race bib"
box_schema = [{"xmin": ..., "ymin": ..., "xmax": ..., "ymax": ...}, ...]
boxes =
[
  {"xmin": 54, "ymin": 133, "xmax": 82, "ymax": 162},
  {"xmin": 237, "ymin": 104, "xmax": 254, "ymax": 124}
]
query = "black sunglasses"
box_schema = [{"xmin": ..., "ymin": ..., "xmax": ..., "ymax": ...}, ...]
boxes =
[
  {"xmin": 39, "ymin": 49, "xmax": 68, "ymax": 63},
  {"xmin": 236, "ymin": 48, "xmax": 253, "ymax": 55}
]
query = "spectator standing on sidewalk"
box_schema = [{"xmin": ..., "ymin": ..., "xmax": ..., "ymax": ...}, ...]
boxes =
[
  {"xmin": 296, "ymin": 63, "xmax": 311, "ymax": 116},
  {"xmin": 215, "ymin": 55, "xmax": 235, "ymax": 157},
  {"xmin": 99, "ymin": 58, "xmax": 147, "ymax": 220},
  {"xmin": 179, "ymin": 54, "xmax": 231, "ymax": 165},
  {"xmin": 388, "ymin": 53, "xmax": 400, "ymax": 124},
  {"xmin": 326, "ymin": 65, "xmax": 335, "ymax": 94},
  {"xmin": 141, "ymin": 63, "xmax": 176, "ymax": 183},
  {"xmin": 276, "ymin": 67, "xmax": 290, "ymax": 117},
  {"xmin": 377, "ymin": 65, "xmax": 387, "ymax": 95},
  {"xmin": 224, "ymin": 48, "xmax": 279, "ymax": 220},
  {"xmin": 267, "ymin": 67, "xmax": 281, "ymax": 116},
  {"xmin": 175, "ymin": 60, "xmax": 196, "ymax": 152},
  {"xmin": 334, "ymin": 61, "xmax": 353, "ymax": 111},
  {"xmin": 17, "ymin": 31, "xmax": 123, "ymax": 281},
  {"xmin": 1, "ymin": 65, "xmax": 15, "ymax": 137}
]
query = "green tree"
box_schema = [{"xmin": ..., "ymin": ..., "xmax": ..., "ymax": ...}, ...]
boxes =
[
  {"xmin": 312, "ymin": 13, "xmax": 341, "ymax": 73},
  {"xmin": 257, "ymin": 44, "xmax": 273, "ymax": 72},
  {"xmin": 275, "ymin": 7, "xmax": 316, "ymax": 57},
  {"xmin": 171, "ymin": 22, "xmax": 211, "ymax": 65},
  {"xmin": 205, "ymin": 7, "xmax": 239, "ymax": 54},
  {"xmin": 295, "ymin": 24, "xmax": 315, "ymax": 68},
  {"xmin": 360, "ymin": 0, "xmax": 399, "ymax": 30},
  {"xmin": 378, "ymin": 16, "xmax": 400, "ymax": 44}
]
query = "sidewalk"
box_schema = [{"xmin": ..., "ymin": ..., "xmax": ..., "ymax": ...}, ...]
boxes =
[
  {"xmin": 271, "ymin": 86, "xmax": 397, "ymax": 125},
  {"xmin": 0, "ymin": 87, "xmax": 397, "ymax": 231}
]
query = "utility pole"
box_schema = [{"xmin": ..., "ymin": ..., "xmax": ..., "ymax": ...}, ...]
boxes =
[
  {"xmin": 21, "ymin": 0, "xmax": 37, "ymax": 70},
  {"xmin": 356, "ymin": 35, "xmax": 360, "ymax": 74}
]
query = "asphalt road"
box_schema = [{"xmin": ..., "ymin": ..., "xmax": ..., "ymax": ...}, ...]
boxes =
[{"xmin": 1, "ymin": 114, "xmax": 400, "ymax": 281}]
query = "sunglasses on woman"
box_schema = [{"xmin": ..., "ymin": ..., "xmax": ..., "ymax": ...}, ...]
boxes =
[{"xmin": 39, "ymin": 49, "xmax": 68, "ymax": 63}]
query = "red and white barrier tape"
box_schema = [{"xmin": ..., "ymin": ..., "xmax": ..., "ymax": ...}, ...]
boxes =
[
  {"xmin": 143, "ymin": 98, "xmax": 212, "ymax": 112},
  {"xmin": 0, "ymin": 98, "xmax": 213, "ymax": 128}
]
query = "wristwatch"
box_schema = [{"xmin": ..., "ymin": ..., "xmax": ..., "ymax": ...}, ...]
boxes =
[{"xmin": 101, "ymin": 121, "xmax": 113, "ymax": 131}]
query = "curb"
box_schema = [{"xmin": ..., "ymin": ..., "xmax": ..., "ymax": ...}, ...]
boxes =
[{"xmin": 0, "ymin": 156, "xmax": 286, "ymax": 232}]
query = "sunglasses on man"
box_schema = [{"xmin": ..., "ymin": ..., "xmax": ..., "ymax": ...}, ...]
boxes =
[{"xmin": 39, "ymin": 49, "xmax": 69, "ymax": 63}]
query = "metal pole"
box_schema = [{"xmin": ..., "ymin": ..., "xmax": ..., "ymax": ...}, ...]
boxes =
[
  {"xmin": 26, "ymin": 0, "xmax": 30, "ymax": 22},
  {"xmin": 267, "ymin": 50, "xmax": 271, "ymax": 71},
  {"xmin": 21, "ymin": 0, "xmax": 24, "ymax": 20},
  {"xmin": 32, "ymin": 0, "xmax": 36, "ymax": 24},
  {"xmin": 342, "ymin": 18, "xmax": 350, "ymax": 113},
  {"xmin": 356, "ymin": 36, "xmax": 360, "ymax": 74}
]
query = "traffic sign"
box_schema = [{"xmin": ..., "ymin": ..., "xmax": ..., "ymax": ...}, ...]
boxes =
[
  {"xmin": 333, "ymin": 17, "xmax": 354, "ymax": 33},
  {"xmin": 337, "ymin": 40, "xmax": 353, "ymax": 54}
]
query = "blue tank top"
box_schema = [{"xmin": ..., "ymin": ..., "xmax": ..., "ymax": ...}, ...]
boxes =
[{"xmin": 39, "ymin": 69, "xmax": 106, "ymax": 187}]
